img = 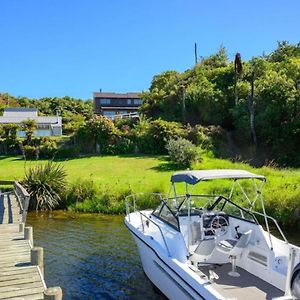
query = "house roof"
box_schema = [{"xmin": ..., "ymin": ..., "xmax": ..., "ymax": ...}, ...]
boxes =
[
  {"xmin": 0, "ymin": 108, "xmax": 61, "ymax": 126},
  {"xmin": 4, "ymin": 108, "xmax": 37, "ymax": 112},
  {"xmin": 93, "ymin": 92, "xmax": 141, "ymax": 99},
  {"xmin": 171, "ymin": 169, "xmax": 265, "ymax": 185},
  {"xmin": 0, "ymin": 116, "xmax": 61, "ymax": 126}
]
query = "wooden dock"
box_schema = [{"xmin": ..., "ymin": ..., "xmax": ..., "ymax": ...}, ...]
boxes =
[{"xmin": 0, "ymin": 182, "xmax": 62, "ymax": 300}]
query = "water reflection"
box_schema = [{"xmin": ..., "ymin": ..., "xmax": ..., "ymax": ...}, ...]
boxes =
[{"xmin": 27, "ymin": 211, "xmax": 164, "ymax": 300}]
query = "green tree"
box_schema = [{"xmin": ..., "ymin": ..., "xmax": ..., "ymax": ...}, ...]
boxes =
[{"xmin": 21, "ymin": 119, "xmax": 37, "ymax": 144}]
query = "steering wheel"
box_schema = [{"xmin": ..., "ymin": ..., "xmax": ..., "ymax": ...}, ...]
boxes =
[{"xmin": 209, "ymin": 215, "xmax": 229, "ymax": 236}]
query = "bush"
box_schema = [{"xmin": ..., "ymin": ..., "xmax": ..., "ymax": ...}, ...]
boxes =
[
  {"xmin": 166, "ymin": 137, "xmax": 201, "ymax": 168},
  {"xmin": 63, "ymin": 179, "xmax": 98, "ymax": 208},
  {"xmin": 22, "ymin": 161, "xmax": 67, "ymax": 210},
  {"xmin": 186, "ymin": 125, "xmax": 213, "ymax": 150},
  {"xmin": 116, "ymin": 137, "xmax": 134, "ymax": 154},
  {"xmin": 39, "ymin": 139, "xmax": 58, "ymax": 159},
  {"xmin": 23, "ymin": 145, "xmax": 39, "ymax": 160},
  {"xmin": 56, "ymin": 147, "xmax": 79, "ymax": 159},
  {"xmin": 149, "ymin": 120, "xmax": 184, "ymax": 154},
  {"xmin": 75, "ymin": 116, "xmax": 120, "ymax": 154}
]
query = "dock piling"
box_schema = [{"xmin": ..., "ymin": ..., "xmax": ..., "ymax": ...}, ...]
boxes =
[
  {"xmin": 24, "ymin": 225, "xmax": 33, "ymax": 246},
  {"xmin": 31, "ymin": 246, "xmax": 44, "ymax": 276},
  {"xmin": 19, "ymin": 222, "xmax": 24, "ymax": 232},
  {"xmin": 44, "ymin": 287, "xmax": 63, "ymax": 300}
]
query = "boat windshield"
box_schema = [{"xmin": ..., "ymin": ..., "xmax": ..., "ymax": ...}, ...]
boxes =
[
  {"xmin": 152, "ymin": 194, "xmax": 258, "ymax": 230},
  {"xmin": 152, "ymin": 201, "xmax": 180, "ymax": 231},
  {"xmin": 208, "ymin": 196, "xmax": 258, "ymax": 223}
]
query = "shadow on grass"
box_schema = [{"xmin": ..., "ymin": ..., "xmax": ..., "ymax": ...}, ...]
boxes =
[
  {"xmin": 0, "ymin": 153, "xmax": 171, "ymax": 163},
  {"xmin": 0, "ymin": 155, "xmax": 24, "ymax": 161},
  {"xmin": 53, "ymin": 154, "xmax": 169, "ymax": 162},
  {"xmin": 149, "ymin": 160, "xmax": 183, "ymax": 172}
]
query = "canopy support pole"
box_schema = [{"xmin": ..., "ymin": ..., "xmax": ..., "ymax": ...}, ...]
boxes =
[
  {"xmin": 228, "ymin": 180, "xmax": 236, "ymax": 200},
  {"xmin": 172, "ymin": 183, "xmax": 178, "ymax": 209},
  {"xmin": 258, "ymin": 180, "xmax": 273, "ymax": 250},
  {"xmin": 186, "ymin": 182, "xmax": 191, "ymax": 254}
]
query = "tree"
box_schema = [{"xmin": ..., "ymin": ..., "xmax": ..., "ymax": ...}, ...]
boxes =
[
  {"xmin": 234, "ymin": 53, "xmax": 243, "ymax": 105},
  {"xmin": 21, "ymin": 119, "xmax": 37, "ymax": 144}
]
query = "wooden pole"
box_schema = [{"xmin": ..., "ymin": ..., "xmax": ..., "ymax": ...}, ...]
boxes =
[
  {"xmin": 24, "ymin": 226, "xmax": 33, "ymax": 247},
  {"xmin": 44, "ymin": 287, "xmax": 63, "ymax": 300},
  {"xmin": 19, "ymin": 222, "xmax": 24, "ymax": 233},
  {"xmin": 31, "ymin": 246, "xmax": 44, "ymax": 276}
]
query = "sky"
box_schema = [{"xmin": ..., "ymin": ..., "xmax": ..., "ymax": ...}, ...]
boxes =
[{"xmin": 0, "ymin": 0, "xmax": 299, "ymax": 100}]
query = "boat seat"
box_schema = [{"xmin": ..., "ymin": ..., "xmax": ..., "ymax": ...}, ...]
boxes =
[
  {"xmin": 217, "ymin": 229, "xmax": 252, "ymax": 277},
  {"xmin": 217, "ymin": 230, "xmax": 252, "ymax": 256},
  {"xmin": 217, "ymin": 239, "xmax": 238, "ymax": 252}
]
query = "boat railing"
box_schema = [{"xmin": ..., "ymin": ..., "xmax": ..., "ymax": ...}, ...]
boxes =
[
  {"xmin": 251, "ymin": 210, "xmax": 288, "ymax": 243},
  {"xmin": 125, "ymin": 193, "xmax": 164, "ymax": 217},
  {"xmin": 139, "ymin": 211, "xmax": 171, "ymax": 257},
  {"xmin": 125, "ymin": 193, "xmax": 171, "ymax": 257}
]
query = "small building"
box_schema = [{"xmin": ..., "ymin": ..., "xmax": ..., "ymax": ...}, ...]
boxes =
[
  {"xmin": 0, "ymin": 108, "xmax": 62, "ymax": 137},
  {"xmin": 93, "ymin": 92, "xmax": 143, "ymax": 118}
]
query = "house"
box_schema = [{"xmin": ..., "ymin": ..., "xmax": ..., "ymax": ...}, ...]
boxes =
[
  {"xmin": 0, "ymin": 108, "xmax": 62, "ymax": 137},
  {"xmin": 93, "ymin": 92, "xmax": 143, "ymax": 118}
]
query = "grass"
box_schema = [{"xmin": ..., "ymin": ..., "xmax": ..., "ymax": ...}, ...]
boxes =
[{"xmin": 0, "ymin": 154, "xmax": 299, "ymax": 229}]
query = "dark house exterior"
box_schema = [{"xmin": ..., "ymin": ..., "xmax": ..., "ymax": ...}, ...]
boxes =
[{"xmin": 93, "ymin": 92, "xmax": 142, "ymax": 118}]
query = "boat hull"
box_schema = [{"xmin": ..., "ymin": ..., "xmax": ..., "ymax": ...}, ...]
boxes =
[{"xmin": 130, "ymin": 232, "xmax": 206, "ymax": 300}]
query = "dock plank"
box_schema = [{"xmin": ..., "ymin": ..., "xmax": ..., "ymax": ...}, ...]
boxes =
[{"xmin": 0, "ymin": 190, "xmax": 52, "ymax": 300}]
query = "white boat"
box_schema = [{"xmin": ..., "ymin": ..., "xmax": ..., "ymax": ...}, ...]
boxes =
[{"xmin": 124, "ymin": 169, "xmax": 300, "ymax": 300}]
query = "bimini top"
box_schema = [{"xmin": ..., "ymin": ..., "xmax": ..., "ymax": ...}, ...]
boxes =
[{"xmin": 171, "ymin": 169, "xmax": 265, "ymax": 185}]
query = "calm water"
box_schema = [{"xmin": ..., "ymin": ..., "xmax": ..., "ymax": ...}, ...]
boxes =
[
  {"xmin": 27, "ymin": 212, "xmax": 300, "ymax": 300},
  {"xmin": 27, "ymin": 211, "xmax": 164, "ymax": 300}
]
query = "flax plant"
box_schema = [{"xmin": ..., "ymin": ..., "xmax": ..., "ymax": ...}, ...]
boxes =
[{"xmin": 23, "ymin": 161, "xmax": 67, "ymax": 211}]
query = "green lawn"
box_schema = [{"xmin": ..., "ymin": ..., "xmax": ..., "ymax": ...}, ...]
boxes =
[
  {"xmin": 0, "ymin": 154, "xmax": 299, "ymax": 228},
  {"xmin": 1, "ymin": 154, "xmax": 299, "ymax": 194},
  {"xmin": 0, "ymin": 155, "xmax": 174, "ymax": 192}
]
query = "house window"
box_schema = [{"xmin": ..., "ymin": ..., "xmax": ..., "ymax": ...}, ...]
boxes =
[
  {"xmin": 119, "ymin": 111, "xmax": 128, "ymax": 115},
  {"xmin": 103, "ymin": 111, "xmax": 115, "ymax": 118},
  {"xmin": 37, "ymin": 124, "xmax": 50, "ymax": 130},
  {"xmin": 127, "ymin": 99, "xmax": 132, "ymax": 105},
  {"xmin": 134, "ymin": 99, "xmax": 142, "ymax": 105},
  {"xmin": 100, "ymin": 99, "xmax": 111, "ymax": 105}
]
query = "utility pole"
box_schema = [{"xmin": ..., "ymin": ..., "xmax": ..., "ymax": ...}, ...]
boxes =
[{"xmin": 194, "ymin": 43, "xmax": 198, "ymax": 65}]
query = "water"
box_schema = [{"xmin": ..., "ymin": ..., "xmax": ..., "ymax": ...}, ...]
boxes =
[
  {"xmin": 27, "ymin": 211, "xmax": 164, "ymax": 300},
  {"xmin": 27, "ymin": 212, "xmax": 300, "ymax": 300}
]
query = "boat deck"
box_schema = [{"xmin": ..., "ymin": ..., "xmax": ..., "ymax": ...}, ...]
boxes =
[{"xmin": 200, "ymin": 264, "xmax": 284, "ymax": 300}]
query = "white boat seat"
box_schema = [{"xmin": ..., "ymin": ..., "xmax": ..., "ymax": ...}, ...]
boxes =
[
  {"xmin": 217, "ymin": 230, "xmax": 252, "ymax": 256},
  {"xmin": 217, "ymin": 239, "xmax": 238, "ymax": 252},
  {"xmin": 217, "ymin": 229, "xmax": 253, "ymax": 277}
]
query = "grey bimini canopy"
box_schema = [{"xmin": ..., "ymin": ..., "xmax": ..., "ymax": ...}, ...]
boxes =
[{"xmin": 171, "ymin": 169, "xmax": 266, "ymax": 185}]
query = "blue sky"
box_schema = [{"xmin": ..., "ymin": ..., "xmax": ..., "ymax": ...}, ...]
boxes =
[{"xmin": 0, "ymin": 0, "xmax": 299, "ymax": 99}]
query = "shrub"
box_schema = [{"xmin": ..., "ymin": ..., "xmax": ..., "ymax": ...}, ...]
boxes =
[
  {"xmin": 186, "ymin": 125, "xmax": 213, "ymax": 150},
  {"xmin": 116, "ymin": 137, "xmax": 134, "ymax": 154},
  {"xmin": 22, "ymin": 161, "xmax": 67, "ymax": 210},
  {"xmin": 23, "ymin": 145, "xmax": 39, "ymax": 160},
  {"xmin": 56, "ymin": 147, "xmax": 79, "ymax": 159},
  {"xmin": 75, "ymin": 116, "xmax": 120, "ymax": 154},
  {"xmin": 39, "ymin": 139, "xmax": 58, "ymax": 159},
  {"xmin": 63, "ymin": 179, "xmax": 98, "ymax": 208},
  {"xmin": 132, "ymin": 119, "xmax": 184, "ymax": 154},
  {"xmin": 166, "ymin": 137, "xmax": 201, "ymax": 168}
]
